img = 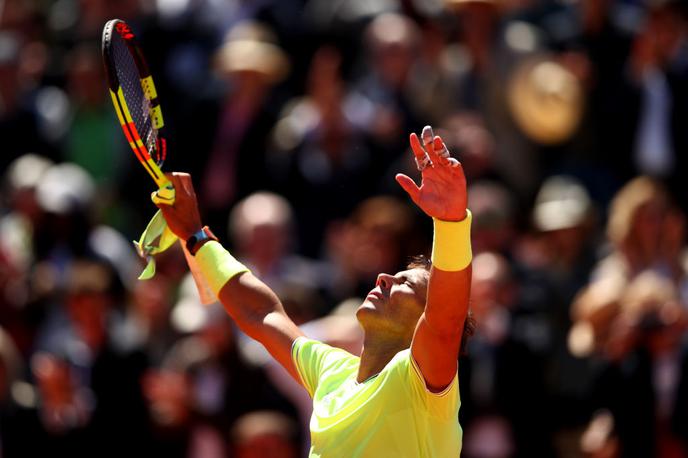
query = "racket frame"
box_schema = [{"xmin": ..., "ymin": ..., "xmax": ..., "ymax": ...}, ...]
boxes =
[{"xmin": 102, "ymin": 19, "xmax": 170, "ymax": 191}]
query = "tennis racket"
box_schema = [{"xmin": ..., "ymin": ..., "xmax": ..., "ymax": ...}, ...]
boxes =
[
  {"xmin": 102, "ymin": 20, "xmax": 215, "ymax": 303},
  {"xmin": 101, "ymin": 19, "xmax": 174, "ymax": 203}
]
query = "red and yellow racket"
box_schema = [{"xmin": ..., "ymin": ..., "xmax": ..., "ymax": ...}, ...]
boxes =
[
  {"xmin": 102, "ymin": 19, "xmax": 174, "ymax": 203},
  {"xmin": 102, "ymin": 19, "xmax": 215, "ymax": 303}
]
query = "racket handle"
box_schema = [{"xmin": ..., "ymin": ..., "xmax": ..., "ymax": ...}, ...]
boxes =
[{"xmin": 152, "ymin": 181, "xmax": 175, "ymax": 205}]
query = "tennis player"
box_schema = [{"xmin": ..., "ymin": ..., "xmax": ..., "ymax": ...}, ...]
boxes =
[{"xmin": 155, "ymin": 126, "xmax": 472, "ymax": 457}]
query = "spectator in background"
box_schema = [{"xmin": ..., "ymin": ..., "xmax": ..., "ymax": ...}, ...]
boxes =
[
  {"xmin": 268, "ymin": 46, "xmax": 374, "ymax": 256},
  {"xmin": 439, "ymin": 113, "xmax": 499, "ymax": 185},
  {"xmin": 464, "ymin": 249, "xmax": 562, "ymax": 458},
  {"xmin": 31, "ymin": 162, "xmax": 96, "ymax": 263},
  {"xmin": 114, "ymin": 275, "xmax": 178, "ymax": 366},
  {"xmin": 445, "ymin": 0, "xmax": 545, "ymax": 200},
  {"xmin": 631, "ymin": 0, "xmax": 688, "ymax": 209},
  {"xmin": 659, "ymin": 206, "xmax": 688, "ymax": 302},
  {"xmin": 322, "ymin": 195, "xmax": 424, "ymax": 303},
  {"xmin": 228, "ymin": 191, "xmax": 323, "ymax": 304},
  {"xmin": 185, "ymin": 21, "xmax": 290, "ymax": 230},
  {"xmin": 353, "ymin": 13, "xmax": 424, "ymax": 162},
  {"xmin": 551, "ymin": 0, "xmax": 639, "ymax": 192},
  {"xmin": 230, "ymin": 410, "xmax": 299, "ymax": 458},
  {"xmin": 522, "ymin": 175, "xmax": 599, "ymax": 452},
  {"xmin": 29, "ymin": 350, "xmax": 94, "ymax": 456},
  {"xmin": 460, "ymin": 252, "xmax": 517, "ymax": 458},
  {"xmin": 46, "ymin": 259, "xmax": 149, "ymax": 458},
  {"xmin": 577, "ymin": 271, "xmax": 688, "ymax": 457},
  {"xmin": 0, "ymin": 154, "xmax": 53, "ymax": 353},
  {"xmin": 146, "ymin": 295, "xmax": 298, "ymax": 457},
  {"xmin": 63, "ymin": 44, "xmax": 124, "ymax": 189},
  {"xmin": 0, "ymin": 327, "xmax": 28, "ymax": 457},
  {"xmin": 593, "ymin": 176, "xmax": 674, "ymax": 284},
  {"xmin": 0, "ymin": 32, "xmax": 55, "ymax": 170},
  {"xmin": 467, "ymin": 180, "xmax": 517, "ymax": 257}
]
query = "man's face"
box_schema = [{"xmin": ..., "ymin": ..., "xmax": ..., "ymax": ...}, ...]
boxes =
[{"xmin": 356, "ymin": 267, "xmax": 429, "ymax": 340}]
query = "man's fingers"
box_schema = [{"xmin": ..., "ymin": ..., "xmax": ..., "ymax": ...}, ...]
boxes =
[
  {"xmin": 169, "ymin": 172, "xmax": 194, "ymax": 196},
  {"xmin": 425, "ymin": 136, "xmax": 443, "ymax": 161},
  {"xmin": 434, "ymin": 137, "xmax": 449, "ymax": 157},
  {"xmin": 395, "ymin": 173, "xmax": 420, "ymax": 203},
  {"xmin": 410, "ymin": 133, "xmax": 432, "ymax": 172},
  {"xmin": 428, "ymin": 135, "xmax": 461, "ymax": 168},
  {"xmin": 421, "ymin": 125, "xmax": 434, "ymax": 150},
  {"xmin": 410, "ymin": 133, "xmax": 430, "ymax": 160}
]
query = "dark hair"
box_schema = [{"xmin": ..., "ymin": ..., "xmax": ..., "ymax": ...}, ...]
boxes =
[{"xmin": 407, "ymin": 255, "xmax": 476, "ymax": 356}]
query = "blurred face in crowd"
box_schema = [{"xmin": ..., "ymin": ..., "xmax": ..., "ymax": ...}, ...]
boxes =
[
  {"xmin": 357, "ymin": 268, "xmax": 429, "ymax": 342},
  {"xmin": 67, "ymin": 47, "xmax": 106, "ymax": 107},
  {"xmin": 67, "ymin": 290, "xmax": 110, "ymax": 351},
  {"xmin": 143, "ymin": 369, "xmax": 191, "ymax": 429},
  {"xmin": 199, "ymin": 316, "xmax": 234, "ymax": 358},
  {"xmin": 32, "ymin": 353, "xmax": 74, "ymax": 408},
  {"xmin": 542, "ymin": 226, "xmax": 589, "ymax": 267},
  {"xmin": 244, "ymin": 223, "xmax": 290, "ymax": 265},
  {"xmin": 132, "ymin": 277, "xmax": 170, "ymax": 330},
  {"xmin": 629, "ymin": 200, "xmax": 665, "ymax": 255},
  {"xmin": 471, "ymin": 253, "xmax": 513, "ymax": 316},
  {"xmin": 234, "ymin": 433, "xmax": 298, "ymax": 458},
  {"xmin": 375, "ymin": 43, "xmax": 415, "ymax": 88}
]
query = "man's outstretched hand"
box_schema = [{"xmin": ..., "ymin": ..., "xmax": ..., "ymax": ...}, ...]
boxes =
[
  {"xmin": 395, "ymin": 126, "xmax": 468, "ymax": 222},
  {"xmin": 153, "ymin": 172, "xmax": 203, "ymax": 240}
]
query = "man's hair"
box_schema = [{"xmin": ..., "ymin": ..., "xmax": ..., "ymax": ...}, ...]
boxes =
[{"xmin": 407, "ymin": 255, "xmax": 476, "ymax": 356}]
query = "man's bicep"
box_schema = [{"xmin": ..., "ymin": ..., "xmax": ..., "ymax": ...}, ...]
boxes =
[
  {"xmin": 411, "ymin": 316, "xmax": 462, "ymax": 392},
  {"xmin": 260, "ymin": 311, "xmax": 306, "ymax": 383},
  {"xmin": 218, "ymin": 273, "xmax": 305, "ymax": 383}
]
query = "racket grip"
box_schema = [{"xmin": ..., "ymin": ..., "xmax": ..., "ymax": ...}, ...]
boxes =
[{"xmin": 151, "ymin": 182, "xmax": 175, "ymax": 205}]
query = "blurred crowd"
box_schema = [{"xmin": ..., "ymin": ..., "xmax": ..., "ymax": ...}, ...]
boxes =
[{"xmin": 1, "ymin": 0, "xmax": 688, "ymax": 457}]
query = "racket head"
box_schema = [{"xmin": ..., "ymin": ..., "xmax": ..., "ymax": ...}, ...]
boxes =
[{"xmin": 102, "ymin": 19, "xmax": 169, "ymax": 190}]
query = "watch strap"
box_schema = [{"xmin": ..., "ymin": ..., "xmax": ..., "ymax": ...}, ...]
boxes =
[{"xmin": 186, "ymin": 226, "xmax": 218, "ymax": 255}]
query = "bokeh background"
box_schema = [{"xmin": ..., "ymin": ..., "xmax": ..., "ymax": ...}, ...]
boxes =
[{"xmin": 1, "ymin": 0, "xmax": 688, "ymax": 456}]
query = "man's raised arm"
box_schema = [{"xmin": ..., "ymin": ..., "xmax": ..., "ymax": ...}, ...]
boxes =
[
  {"xmin": 396, "ymin": 126, "xmax": 472, "ymax": 392},
  {"xmin": 155, "ymin": 173, "xmax": 304, "ymax": 381}
]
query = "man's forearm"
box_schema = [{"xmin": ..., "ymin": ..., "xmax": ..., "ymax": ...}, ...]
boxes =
[
  {"xmin": 194, "ymin": 240, "xmax": 304, "ymax": 379},
  {"xmin": 218, "ymin": 271, "xmax": 288, "ymax": 335},
  {"xmin": 424, "ymin": 211, "xmax": 473, "ymax": 334}
]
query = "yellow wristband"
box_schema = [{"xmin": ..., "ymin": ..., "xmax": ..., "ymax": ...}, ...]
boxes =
[
  {"xmin": 195, "ymin": 241, "xmax": 249, "ymax": 296},
  {"xmin": 431, "ymin": 210, "xmax": 472, "ymax": 271}
]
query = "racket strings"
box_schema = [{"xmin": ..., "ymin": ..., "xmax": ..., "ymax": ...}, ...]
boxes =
[{"xmin": 111, "ymin": 33, "xmax": 162, "ymax": 165}]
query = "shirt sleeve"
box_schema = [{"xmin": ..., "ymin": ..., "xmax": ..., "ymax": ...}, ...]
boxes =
[
  {"xmin": 400, "ymin": 350, "xmax": 460, "ymax": 420},
  {"xmin": 291, "ymin": 337, "xmax": 355, "ymax": 397}
]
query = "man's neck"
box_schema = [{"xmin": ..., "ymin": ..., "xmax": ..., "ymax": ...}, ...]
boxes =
[{"xmin": 357, "ymin": 334, "xmax": 407, "ymax": 383}]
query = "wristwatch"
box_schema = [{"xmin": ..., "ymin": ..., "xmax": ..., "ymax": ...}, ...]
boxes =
[{"xmin": 186, "ymin": 226, "xmax": 218, "ymax": 255}]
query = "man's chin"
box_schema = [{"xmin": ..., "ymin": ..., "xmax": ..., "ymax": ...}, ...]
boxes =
[{"xmin": 355, "ymin": 301, "xmax": 377, "ymax": 320}]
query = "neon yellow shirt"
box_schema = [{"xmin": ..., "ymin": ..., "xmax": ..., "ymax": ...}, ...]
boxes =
[{"xmin": 292, "ymin": 337, "xmax": 462, "ymax": 457}]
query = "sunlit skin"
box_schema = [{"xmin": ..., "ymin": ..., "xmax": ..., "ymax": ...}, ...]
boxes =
[
  {"xmin": 358, "ymin": 268, "xmax": 430, "ymax": 333},
  {"xmin": 356, "ymin": 267, "xmax": 431, "ymax": 383},
  {"xmin": 156, "ymin": 126, "xmax": 470, "ymax": 395}
]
